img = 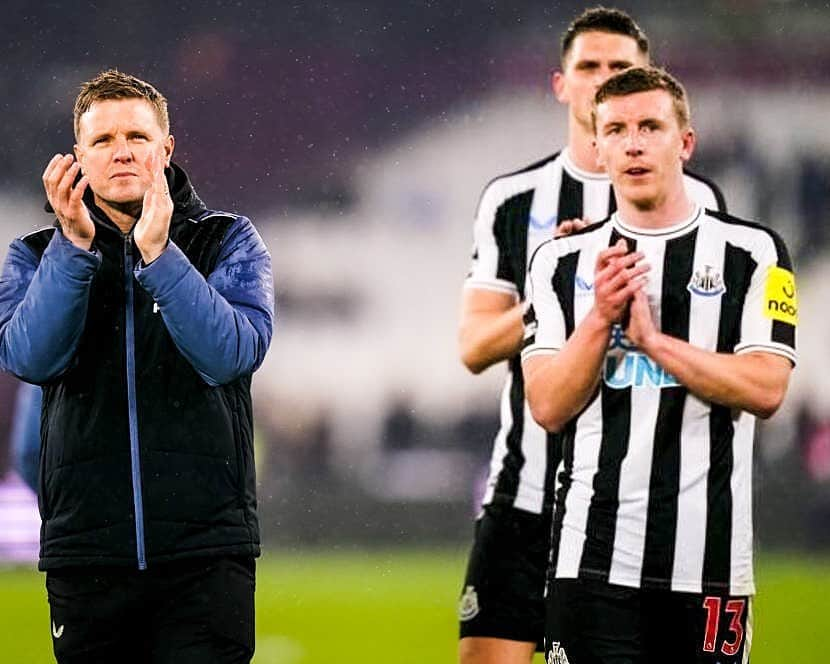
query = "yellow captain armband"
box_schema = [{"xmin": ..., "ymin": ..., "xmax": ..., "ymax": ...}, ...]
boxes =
[{"xmin": 764, "ymin": 266, "xmax": 797, "ymax": 325}]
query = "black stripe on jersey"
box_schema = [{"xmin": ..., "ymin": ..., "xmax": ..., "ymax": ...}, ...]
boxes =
[
  {"xmin": 539, "ymin": 250, "xmax": 579, "ymax": 512},
  {"xmin": 493, "ymin": 356, "xmax": 527, "ymax": 503},
  {"xmin": 640, "ymin": 230, "xmax": 697, "ymax": 588},
  {"xmin": 609, "ymin": 227, "xmax": 637, "ymax": 254},
  {"xmin": 579, "ymin": 231, "xmax": 637, "ymax": 580},
  {"xmin": 772, "ymin": 318, "xmax": 795, "ymax": 348},
  {"xmin": 610, "ymin": 228, "xmax": 636, "ymax": 329},
  {"xmin": 683, "ymin": 167, "xmax": 728, "ymax": 213},
  {"xmin": 522, "ymin": 303, "xmax": 537, "ymax": 350},
  {"xmin": 557, "ymin": 170, "xmax": 584, "ymax": 224},
  {"xmin": 493, "ymin": 191, "xmax": 534, "ymax": 290},
  {"xmin": 549, "ymin": 419, "xmax": 577, "ymax": 579},
  {"xmin": 708, "ymin": 209, "xmax": 795, "ymax": 349},
  {"xmin": 552, "ymin": 251, "xmax": 579, "ymax": 337},
  {"xmin": 703, "ymin": 243, "xmax": 756, "ymax": 591},
  {"xmin": 543, "ymin": 431, "xmax": 562, "ymax": 512},
  {"xmin": 767, "ymin": 225, "xmax": 796, "ymax": 349},
  {"xmin": 579, "ymin": 382, "xmax": 632, "ymax": 581},
  {"xmin": 472, "ymin": 152, "xmax": 560, "ymax": 218}
]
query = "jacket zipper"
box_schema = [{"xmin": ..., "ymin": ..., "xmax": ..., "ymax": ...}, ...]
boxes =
[{"xmin": 124, "ymin": 235, "xmax": 147, "ymax": 570}]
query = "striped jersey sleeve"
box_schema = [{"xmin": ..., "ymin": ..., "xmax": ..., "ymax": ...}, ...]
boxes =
[
  {"xmin": 464, "ymin": 180, "xmax": 521, "ymax": 296},
  {"xmin": 521, "ymin": 240, "xmax": 565, "ymax": 359},
  {"xmin": 734, "ymin": 229, "xmax": 797, "ymax": 364}
]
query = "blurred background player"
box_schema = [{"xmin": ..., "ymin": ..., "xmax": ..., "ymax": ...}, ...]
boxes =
[
  {"xmin": 457, "ymin": 8, "xmax": 725, "ymax": 663},
  {"xmin": 10, "ymin": 383, "xmax": 41, "ymax": 494},
  {"xmin": 523, "ymin": 66, "xmax": 795, "ymax": 664}
]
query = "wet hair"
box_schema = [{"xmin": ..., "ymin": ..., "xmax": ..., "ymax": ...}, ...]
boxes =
[
  {"xmin": 592, "ymin": 66, "xmax": 690, "ymax": 131},
  {"xmin": 74, "ymin": 69, "xmax": 169, "ymax": 140},
  {"xmin": 561, "ymin": 7, "xmax": 649, "ymax": 64}
]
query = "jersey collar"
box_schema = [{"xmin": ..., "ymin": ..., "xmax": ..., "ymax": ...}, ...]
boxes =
[
  {"xmin": 561, "ymin": 148, "xmax": 609, "ymax": 183},
  {"xmin": 613, "ymin": 204, "xmax": 703, "ymax": 238}
]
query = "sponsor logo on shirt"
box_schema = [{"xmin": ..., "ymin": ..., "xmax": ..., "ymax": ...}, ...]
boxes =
[
  {"xmin": 604, "ymin": 325, "xmax": 679, "ymax": 389},
  {"xmin": 530, "ymin": 214, "xmax": 557, "ymax": 230},
  {"xmin": 575, "ymin": 274, "xmax": 594, "ymax": 295},
  {"xmin": 764, "ymin": 266, "xmax": 797, "ymax": 325}
]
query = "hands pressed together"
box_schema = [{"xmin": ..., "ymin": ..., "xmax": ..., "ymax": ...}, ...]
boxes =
[
  {"xmin": 551, "ymin": 220, "xmax": 657, "ymax": 348},
  {"xmin": 593, "ymin": 239, "xmax": 656, "ymax": 349}
]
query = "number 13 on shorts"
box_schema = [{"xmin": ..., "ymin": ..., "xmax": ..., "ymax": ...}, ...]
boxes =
[{"xmin": 701, "ymin": 596, "xmax": 750, "ymax": 658}]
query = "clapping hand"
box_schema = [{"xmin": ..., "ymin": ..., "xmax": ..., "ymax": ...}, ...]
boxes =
[
  {"xmin": 134, "ymin": 150, "xmax": 173, "ymax": 264},
  {"xmin": 42, "ymin": 154, "xmax": 94, "ymax": 250}
]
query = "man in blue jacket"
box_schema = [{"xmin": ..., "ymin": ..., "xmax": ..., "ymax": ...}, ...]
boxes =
[{"xmin": 0, "ymin": 69, "xmax": 274, "ymax": 664}]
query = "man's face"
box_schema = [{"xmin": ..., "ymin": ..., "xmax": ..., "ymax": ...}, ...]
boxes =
[
  {"xmin": 594, "ymin": 89, "xmax": 695, "ymax": 210},
  {"xmin": 74, "ymin": 98, "xmax": 173, "ymax": 208},
  {"xmin": 554, "ymin": 31, "xmax": 647, "ymax": 132}
]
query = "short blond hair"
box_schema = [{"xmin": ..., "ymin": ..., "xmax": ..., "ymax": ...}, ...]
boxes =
[
  {"xmin": 592, "ymin": 66, "xmax": 690, "ymax": 132},
  {"xmin": 74, "ymin": 69, "xmax": 169, "ymax": 140}
]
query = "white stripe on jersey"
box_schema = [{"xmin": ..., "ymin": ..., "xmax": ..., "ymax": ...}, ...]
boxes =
[
  {"xmin": 555, "ymin": 394, "xmax": 603, "ymax": 579},
  {"xmin": 671, "ymin": 226, "xmax": 727, "ymax": 592}
]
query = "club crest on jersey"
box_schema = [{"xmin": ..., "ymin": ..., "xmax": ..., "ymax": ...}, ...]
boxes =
[
  {"xmin": 687, "ymin": 265, "xmax": 725, "ymax": 297},
  {"xmin": 458, "ymin": 585, "xmax": 480, "ymax": 621},
  {"xmin": 547, "ymin": 642, "xmax": 570, "ymax": 664}
]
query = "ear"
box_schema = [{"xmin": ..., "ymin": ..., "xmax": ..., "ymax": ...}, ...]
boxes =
[
  {"xmin": 73, "ymin": 144, "xmax": 84, "ymax": 172},
  {"xmin": 679, "ymin": 127, "xmax": 696, "ymax": 164},
  {"xmin": 552, "ymin": 70, "xmax": 568, "ymax": 103},
  {"xmin": 163, "ymin": 134, "xmax": 175, "ymax": 167}
]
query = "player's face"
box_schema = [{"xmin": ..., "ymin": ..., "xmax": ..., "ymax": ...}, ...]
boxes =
[
  {"xmin": 74, "ymin": 98, "xmax": 173, "ymax": 208},
  {"xmin": 554, "ymin": 31, "xmax": 647, "ymax": 132},
  {"xmin": 594, "ymin": 89, "xmax": 695, "ymax": 210}
]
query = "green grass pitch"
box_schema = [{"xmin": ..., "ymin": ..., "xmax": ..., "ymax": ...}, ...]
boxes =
[{"xmin": 1, "ymin": 548, "xmax": 828, "ymax": 662}]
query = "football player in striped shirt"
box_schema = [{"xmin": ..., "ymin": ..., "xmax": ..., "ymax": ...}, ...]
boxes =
[
  {"xmin": 457, "ymin": 8, "xmax": 724, "ymax": 664},
  {"xmin": 523, "ymin": 66, "xmax": 795, "ymax": 663}
]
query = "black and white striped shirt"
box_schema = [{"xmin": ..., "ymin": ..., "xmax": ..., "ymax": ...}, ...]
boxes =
[
  {"xmin": 465, "ymin": 149, "xmax": 725, "ymax": 515},
  {"xmin": 522, "ymin": 206, "xmax": 797, "ymax": 594}
]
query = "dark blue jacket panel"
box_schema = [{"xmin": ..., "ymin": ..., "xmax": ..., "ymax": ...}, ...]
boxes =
[
  {"xmin": 135, "ymin": 215, "xmax": 274, "ymax": 386},
  {"xmin": 0, "ymin": 164, "xmax": 273, "ymax": 569}
]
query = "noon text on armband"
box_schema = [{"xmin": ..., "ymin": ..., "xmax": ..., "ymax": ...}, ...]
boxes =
[{"xmin": 603, "ymin": 325, "xmax": 680, "ymax": 389}]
